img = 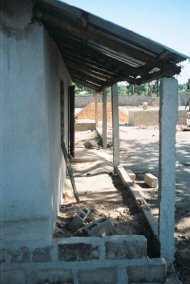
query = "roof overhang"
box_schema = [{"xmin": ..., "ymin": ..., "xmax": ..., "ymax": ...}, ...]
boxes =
[{"xmin": 34, "ymin": 0, "xmax": 189, "ymax": 91}]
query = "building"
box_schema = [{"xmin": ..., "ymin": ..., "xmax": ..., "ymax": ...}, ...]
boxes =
[{"xmin": 1, "ymin": 0, "xmax": 189, "ymax": 283}]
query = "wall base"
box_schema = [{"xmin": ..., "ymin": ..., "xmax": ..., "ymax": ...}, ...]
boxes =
[{"xmin": 1, "ymin": 235, "xmax": 166, "ymax": 284}]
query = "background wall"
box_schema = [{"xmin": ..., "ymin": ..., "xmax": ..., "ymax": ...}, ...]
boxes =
[
  {"xmin": 75, "ymin": 93, "xmax": 190, "ymax": 108},
  {"xmin": 75, "ymin": 95, "xmax": 160, "ymax": 108}
]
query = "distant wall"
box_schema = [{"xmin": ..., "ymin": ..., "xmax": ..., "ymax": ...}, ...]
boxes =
[
  {"xmin": 179, "ymin": 93, "xmax": 190, "ymax": 106},
  {"xmin": 128, "ymin": 109, "xmax": 187, "ymax": 126},
  {"xmin": 75, "ymin": 92, "xmax": 190, "ymax": 108},
  {"xmin": 75, "ymin": 95, "xmax": 160, "ymax": 108}
]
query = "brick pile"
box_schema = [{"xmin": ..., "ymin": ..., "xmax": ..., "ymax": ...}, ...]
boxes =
[{"xmin": 75, "ymin": 102, "xmax": 128, "ymax": 123}]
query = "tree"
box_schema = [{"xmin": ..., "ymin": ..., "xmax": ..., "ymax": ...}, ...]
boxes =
[
  {"xmin": 75, "ymin": 84, "xmax": 95, "ymax": 96},
  {"xmin": 187, "ymin": 79, "xmax": 190, "ymax": 91}
]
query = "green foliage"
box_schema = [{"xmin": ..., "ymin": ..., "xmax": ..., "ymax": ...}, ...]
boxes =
[
  {"xmin": 124, "ymin": 80, "xmax": 160, "ymax": 97},
  {"xmin": 75, "ymin": 84, "xmax": 95, "ymax": 96},
  {"xmin": 75, "ymin": 79, "xmax": 190, "ymax": 97},
  {"xmin": 178, "ymin": 79, "xmax": 190, "ymax": 94}
]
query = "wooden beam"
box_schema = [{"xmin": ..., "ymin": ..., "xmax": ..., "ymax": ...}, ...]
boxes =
[
  {"xmin": 36, "ymin": 11, "xmax": 179, "ymax": 72},
  {"xmin": 95, "ymin": 93, "xmax": 99, "ymax": 128},
  {"xmin": 134, "ymin": 66, "xmax": 181, "ymax": 85},
  {"xmin": 64, "ymin": 60, "xmax": 112, "ymax": 80},
  {"xmin": 68, "ymin": 85, "xmax": 75, "ymax": 157},
  {"xmin": 72, "ymin": 78, "xmax": 100, "ymax": 91},
  {"xmin": 60, "ymin": 49, "xmax": 115, "ymax": 76},
  {"xmin": 69, "ymin": 68, "xmax": 105, "ymax": 86},
  {"xmin": 50, "ymin": 28, "xmax": 148, "ymax": 77},
  {"xmin": 47, "ymin": 25, "xmax": 141, "ymax": 74}
]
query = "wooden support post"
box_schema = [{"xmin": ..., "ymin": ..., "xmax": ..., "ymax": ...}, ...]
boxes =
[
  {"xmin": 61, "ymin": 140, "xmax": 80, "ymax": 203},
  {"xmin": 111, "ymin": 83, "xmax": 120, "ymax": 173},
  {"xmin": 102, "ymin": 89, "xmax": 107, "ymax": 149},
  {"xmin": 60, "ymin": 80, "xmax": 65, "ymax": 140},
  {"xmin": 95, "ymin": 93, "xmax": 99, "ymax": 129},
  {"xmin": 159, "ymin": 77, "xmax": 178, "ymax": 268},
  {"xmin": 68, "ymin": 85, "xmax": 75, "ymax": 158}
]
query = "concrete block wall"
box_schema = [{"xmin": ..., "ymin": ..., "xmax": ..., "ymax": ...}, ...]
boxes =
[
  {"xmin": 76, "ymin": 93, "xmax": 190, "ymax": 109},
  {"xmin": 75, "ymin": 122, "xmax": 96, "ymax": 131},
  {"xmin": 178, "ymin": 109, "xmax": 187, "ymax": 124},
  {"xmin": 128, "ymin": 109, "xmax": 187, "ymax": 126},
  {"xmin": 180, "ymin": 92, "xmax": 190, "ymax": 106},
  {"xmin": 128, "ymin": 110, "xmax": 159, "ymax": 126},
  {"xmin": 0, "ymin": 235, "xmax": 167, "ymax": 283},
  {"xmin": 75, "ymin": 96, "xmax": 160, "ymax": 108}
]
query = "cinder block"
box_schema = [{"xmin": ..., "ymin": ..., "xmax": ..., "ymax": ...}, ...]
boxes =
[
  {"xmin": 126, "ymin": 169, "xmax": 136, "ymax": 181},
  {"xmin": 58, "ymin": 242, "xmax": 100, "ymax": 261},
  {"xmin": 127, "ymin": 258, "xmax": 166, "ymax": 283},
  {"xmin": 83, "ymin": 217, "xmax": 113, "ymax": 237},
  {"xmin": 68, "ymin": 215, "xmax": 84, "ymax": 232},
  {"xmin": 0, "ymin": 248, "xmax": 11, "ymax": 264},
  {"xmin": 144, "ymin": 173, "xmax": 158, "ymax": 188},
  {"xmin": 10, "ymin": 246, "xmax": 30, "ymax": 263},
  {"xmin": 2, "ymin": 270, "xmax": 26, "ymax": 284},
  {"xmin": 31, "ymin": 268, "xmax": 73, "ymax": 284},
  {"xmin": 105, "ymin": 235, "xmax": 147, "ymax": 259},
  {"xmin": 75, "ymin": 122, "xmax": 96, "ymax": 131},
  {"xmin": 1, "ymin": 247, "xmax": 31, "ymax": 264},
  {"xmin": 32, "ymin": 246, "xmax": 51, "ymax": 263},
  {"xmin": 78, "ymin": 267, "xmax": 117, "ymax": 284},
  {"xmin": 116, "ymin": 166, "xmax": 133, "ymax": 186},
  {"xmin": 0, "ymin": 248, "xmax": 5, "ymax": 264},
  {"xmin": 68, "ymin": 207, "xmax": 90, "ymax": 232}
]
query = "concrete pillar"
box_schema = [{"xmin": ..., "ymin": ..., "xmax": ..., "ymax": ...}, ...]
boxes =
[
  {"xmin": 102, "ymin": 89, "xmax": 107, "ymax": 149},
  {"xmin": 159, "ymin": 77, "xmax": 178, "ymax": 267},
  {"xmin": 111, "ymin": 83, "xmax": 120, "ymax": 172},
  {"xmin": 95, "ymin": 93, "xmax": 99, "ymax": 128}
]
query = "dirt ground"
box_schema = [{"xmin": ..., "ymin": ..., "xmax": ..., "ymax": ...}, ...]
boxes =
[
  {"xmin": 115, "ymin": 124, "xmax": 190, "ymax": 284},
  {"xmin": 56, "ymin": 103, "xmax": 190, "ymax": 283},
  {"xmin": 97, "ymin": 120, "xmax": 190, "ymax": 284},
  {"xmin": 54, "ymin": 130, "xmax": 145, "ymax": 238}
]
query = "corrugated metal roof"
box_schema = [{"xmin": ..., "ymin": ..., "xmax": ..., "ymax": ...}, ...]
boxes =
[{"xmin": 34, "ymin": 0, "xmax": 189, "ymax": 91}]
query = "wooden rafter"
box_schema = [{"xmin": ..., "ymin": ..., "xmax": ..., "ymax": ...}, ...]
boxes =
[
  {"xmin": 69, "ymin": 67, "xmax": 105, "ymax": 86},
  {"xmin": 36, "ymin": 11, "xmax": 180, "ymax": 73},
  {"xmin": 64, "ymin": 60, "xmax": 112, "ymax": 80},
  {"xmin": 52, "ymin": 31, "xmax": 146, "ymax": 76},
  {"xmin": 72, "ymin": 77, "xmax": 100, "ymax": 91},
  {"xmin": 134, "ymin": 66, "xmax": 181, "ymax": 85}
]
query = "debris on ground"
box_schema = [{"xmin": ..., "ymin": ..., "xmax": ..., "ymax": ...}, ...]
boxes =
[
  {"xmin": 67, "ymin": 207, "xmax": 90, "ymax": 232},
  {"xmin": 182, "ymin": 126, "xmax": 190, "ymax": 131},
  {"xmin": 82, "ymin": 217, "xmax": 113, "ymax": 237},
  {"xmin": 83, "ymin": 141, "xmax": 93, "ymax": 149},
  {"xmin": 54, "ymin": 173, "xmax": 145, "ymax": 238}
]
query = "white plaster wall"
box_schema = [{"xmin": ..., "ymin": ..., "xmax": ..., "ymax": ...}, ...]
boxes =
[
  {"xmin": 1, "ymin": 1, "xmax": 50, "ymax": 221},
  {"xmin": 0, "ymin": 0, "xmax": 71, "ymax": 244},
  {"xmin": 43, "ymin": 28, "xmax": 71, "ymax": 233}
]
